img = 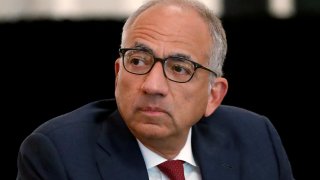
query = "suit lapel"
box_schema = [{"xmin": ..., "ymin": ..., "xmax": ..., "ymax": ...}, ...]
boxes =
[
  {"xmin": 192, "ymin": 115, "xmax": 239, "ymax": 180},
  {"xmin": 95, "ymin": 111, "xmax": 149, "ymax": 180},
  {"xmin": 94, "ymin": 104, "xmax": 240, "ymax": 180}
]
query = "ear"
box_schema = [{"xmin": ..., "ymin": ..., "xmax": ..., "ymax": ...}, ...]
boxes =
[
  {"xmin": 205, "ymin": 77, "xmax": 228, "ymax": 117},
  {"xmin": 115, "ymin": 58, "xmax": 120, "ymax": 88}
]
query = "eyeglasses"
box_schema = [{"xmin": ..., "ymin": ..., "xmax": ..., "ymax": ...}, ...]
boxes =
[{"xmin": 119, "ymin": 48, "xmax": 217, "ymax": 83}]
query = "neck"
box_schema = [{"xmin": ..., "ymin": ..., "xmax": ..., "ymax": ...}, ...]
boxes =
[{"xmin": 137, "ymin": 131, "xmax": 190, "ymax": 160}]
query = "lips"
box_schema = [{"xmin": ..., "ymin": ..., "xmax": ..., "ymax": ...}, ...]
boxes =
[{"xmin": 140, "ymin": 106, "xmax": 167, "ymax": 113}]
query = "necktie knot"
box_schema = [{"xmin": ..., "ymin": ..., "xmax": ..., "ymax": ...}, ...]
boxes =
[{"xmin": 157, "ymin": 160, "xmax": 185, "ymax": 180}]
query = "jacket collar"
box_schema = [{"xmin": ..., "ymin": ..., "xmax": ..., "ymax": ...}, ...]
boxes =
[
  {"xmin": 192, "ymin": 115, "xmax": 239, "ymax": 180},
  {"xmin": 95, "ymin": 110, "xmax": 149, "ymax": 180},
  {"xmin": 95, "ymin": 108, "xmax": 239, "ymax": 180}
]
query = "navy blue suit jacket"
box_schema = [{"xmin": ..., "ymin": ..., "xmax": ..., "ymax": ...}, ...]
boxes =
[{"xmin": 17, "ymin": 99, "xmax": 294, "ymax": 180}]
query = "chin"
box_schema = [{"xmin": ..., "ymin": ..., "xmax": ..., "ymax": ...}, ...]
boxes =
[{"xmin": 134, "ymin": 124, "xmax": 170, "ymax": 139}]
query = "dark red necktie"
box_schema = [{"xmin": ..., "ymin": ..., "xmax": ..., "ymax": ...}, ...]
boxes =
[{"xmin": 157, "ymin": 160, "xmax": 185, "ymax": 180}]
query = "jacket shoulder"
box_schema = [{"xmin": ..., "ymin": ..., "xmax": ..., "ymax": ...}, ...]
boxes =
[
  {"xmin": 207, "ymin": 105, "xmax": 268, "ymax": 125},
  {"xmin": 198, "ymin": 104, "xmax": 273, "ymax": 139},
  {"xmin": 216, "ymin": 105, "xmax": 264, "ymax": 119},
  {"xmin": 193, "ymin": 105, "xmax": 294, "ymax": 179},
  {"xmin": 33, "ymin": 99, "xmax": 117, "ymax": 135}
]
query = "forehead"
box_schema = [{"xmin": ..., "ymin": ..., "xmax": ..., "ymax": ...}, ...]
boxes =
[
  {"xmin": 123, "ymin": 4, "xmax": 212, "ymax": 62},
  {"xmin": 130, "ymin": 4, "xmax": 209, "ymax": 38}
]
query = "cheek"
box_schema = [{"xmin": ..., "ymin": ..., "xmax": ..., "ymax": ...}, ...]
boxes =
[
  {"xmin": 173, "ymin": 83, "xmax": 209, "ymax": 122},
  {"xmin": 116, "ymin": 73, "xmax": 139, "ymax": 98},
  {"xmin": 183, "ymin": 91, "xmax": 208, "ymax": 112},
  {"xmin": 180, "ymin": 81, "xmax": 209, "ymax": 103},
  {"xmin": 116, "ymin": 73, "xmax": 137, "ymax": 106}
]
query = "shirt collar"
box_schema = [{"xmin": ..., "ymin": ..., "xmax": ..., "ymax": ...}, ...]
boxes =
[{"xmin": 137, "ymin": 129, "xmax": 198, "ymax": 169}]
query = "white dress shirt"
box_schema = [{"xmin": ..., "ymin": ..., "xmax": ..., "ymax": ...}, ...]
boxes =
[{"xmin": 137, "ymin": 129, "xmax": 202, "ymax": 180}]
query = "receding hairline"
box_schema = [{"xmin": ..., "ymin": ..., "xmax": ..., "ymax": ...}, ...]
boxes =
[
  {"xmin": 121, "ymin": 0, "xmax": 227, "ymax": 77},
  {"xmin": 125, "ymin": 0, "xmax": 210, "ymax": 30}
]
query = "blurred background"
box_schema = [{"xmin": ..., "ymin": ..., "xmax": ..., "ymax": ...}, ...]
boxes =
[{"xmin": 2, "ymin": 0, "xmax": 319, "ymax": 179}]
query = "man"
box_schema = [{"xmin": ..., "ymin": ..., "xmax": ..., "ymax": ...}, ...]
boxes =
[{"xmin": 17, "ymin": 0, "xmax": 294, "ymax": 179}]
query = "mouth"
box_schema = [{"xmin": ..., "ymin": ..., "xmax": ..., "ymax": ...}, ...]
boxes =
[{"xmin": 138, "ymin": 106, "xmax": 168, "ymax": 116}]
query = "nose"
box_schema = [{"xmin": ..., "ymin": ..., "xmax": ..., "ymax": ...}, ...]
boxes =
[{"xmin": 141, "ymin": 62, "xmax": 169, "ymax": 96}]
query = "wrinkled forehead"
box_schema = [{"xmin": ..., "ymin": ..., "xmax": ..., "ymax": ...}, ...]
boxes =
[
  {"xmin": 129, "ymin": 3, "xmax": 207, "ymax": 31},
  {"xmin": 123, "ymin": 4, "xmax": 212, "ymax": 58},
  {"xmin": 122, "ymin": 4, "xmax": 212, "ymax": 64}
]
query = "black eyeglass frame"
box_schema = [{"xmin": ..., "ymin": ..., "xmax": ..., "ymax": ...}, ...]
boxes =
[{"xmin": 119, "ymin": 48, "xmax": 217, "ymax": 83}]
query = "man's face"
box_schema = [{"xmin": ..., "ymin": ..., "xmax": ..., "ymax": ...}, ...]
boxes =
[{"xmin": 115, "ymin": 4, "xmax": 215, "ymax": 141}]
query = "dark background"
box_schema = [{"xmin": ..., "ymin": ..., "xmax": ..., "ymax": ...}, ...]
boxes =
[{"xmin": 2, "ymin": 9, "xmax": 319, "ymax": 180}]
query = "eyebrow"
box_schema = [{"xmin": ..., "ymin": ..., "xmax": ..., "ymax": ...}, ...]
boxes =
[
  {"xmin": 133, "ymin": 42, "xmax": 154, "ymax": 54},
  {"xmin": 132, "ymin": 42, "xmax": 192, "ymax": 60}
]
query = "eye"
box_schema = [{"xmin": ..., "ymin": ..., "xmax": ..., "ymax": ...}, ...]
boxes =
[
  {"xmin": 125, "ymin": 50, "xmax": 152, "ymax": 67},
  {"xmin": 166, "ymin": 59, "xmax": 193, "ymax": 76},
  {"xmin": 172, "ymin": 65, "xmax": 190, "ymax": 74},
  {"xmin": 129, "ymin": 56, "xmax": 146, "ymax": 66}
]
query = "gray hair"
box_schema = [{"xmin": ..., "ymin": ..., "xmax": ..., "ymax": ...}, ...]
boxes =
[{"xmin": 121, "ymin": 0, "xmax": 227, "ymax": 77}]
